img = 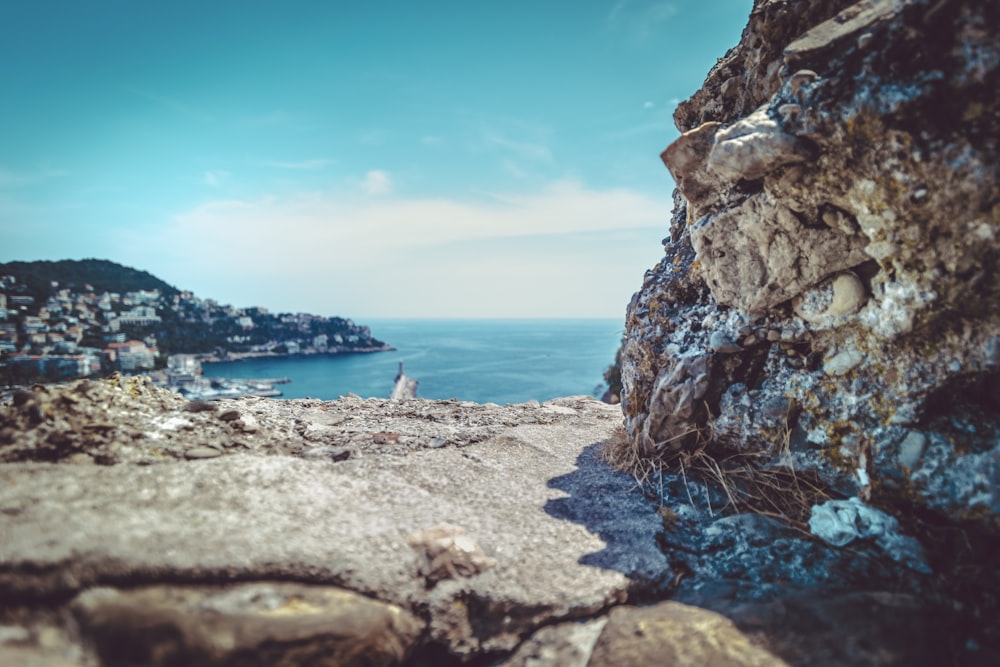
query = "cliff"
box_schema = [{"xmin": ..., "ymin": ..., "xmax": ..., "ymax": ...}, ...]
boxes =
[{"xmin": 621, "ymin": 0, "xmax": 998, "ymax": 656}]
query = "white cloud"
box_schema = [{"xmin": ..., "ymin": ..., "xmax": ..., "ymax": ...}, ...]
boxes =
[
  {"xmin": 363, "ymin": 170, "xmax": 393, "ymax": 196},
  {"xmin": 132, "ymin": 179, "xmax": 670, "ymax": 318},
  {"xmin": 202, "ymin": 170, "xmax": 230, "ymax": 187}
]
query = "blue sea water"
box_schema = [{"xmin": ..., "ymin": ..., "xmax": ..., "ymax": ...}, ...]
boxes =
[{"xmin": 201, "ymin": 319, "xmax": 625, "ymax": 404}]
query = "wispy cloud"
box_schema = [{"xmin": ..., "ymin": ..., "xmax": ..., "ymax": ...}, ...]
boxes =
[
  {"xmin": 483, "ymin": 132, "xmax": 553, "ymax": 163},
  {"xmin": 202, "ymin": 170, "xmax": 230, "ymax": 187},
  {"xmin": 131, "ymin": 179, "xmax": 670, "ymax": 317},
  {"xmin": 257, "ymin": 158, "xmax": 332, "ymax": 170},
  {"xmin": 135, "ymin": 179, "xmax": 669, "ymax": 317},
  {"xmin": 363, "ymin": 170, "xmax": 393, "ymax": 196}
]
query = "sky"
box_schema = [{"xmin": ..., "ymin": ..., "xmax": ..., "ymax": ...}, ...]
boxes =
[{"xmin": 0, "ymin": 0, "xmax": 752, "ymax": 319}]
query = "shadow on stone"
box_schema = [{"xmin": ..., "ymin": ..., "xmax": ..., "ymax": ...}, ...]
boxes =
[{"xmin": 544, "ymin": 443, "xmax": 673, "ymax": 601}]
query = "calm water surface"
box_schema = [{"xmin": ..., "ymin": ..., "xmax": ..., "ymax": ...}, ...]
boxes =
[{"xmin": 201, "ymin": 319, "xmax": 625, "ymax": 404}]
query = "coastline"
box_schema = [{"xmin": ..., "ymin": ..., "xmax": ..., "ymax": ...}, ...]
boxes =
[{"xmin": 197, "ymin": 344, "xmax": 396, "ymax": 365}]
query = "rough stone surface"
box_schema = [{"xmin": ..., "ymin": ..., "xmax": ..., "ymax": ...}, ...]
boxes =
[
  {"xmin": 72, "ymin": 582, "xmax": 422, "ymax": 667},
  {"xmin": 622, "ymin": 0, "xmax": 999, "ymax": 657},
  {"xmin": 0, "ymin": 378, "xmax": 672, "ymax": 664},
  {"xmin": 587, "ymin": 601, "xmax": 788, "ymax": 667},
  {"xmin": 496, "ymin": 618, "xmax": 607, "ymax": 667},
  {"xmin": 0, "ymin": 370, "xmax": 990, "ymax": 665}
]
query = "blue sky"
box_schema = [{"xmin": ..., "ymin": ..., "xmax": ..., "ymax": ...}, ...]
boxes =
[{"xmin": 0, "ymin": 0, "xmax": 751, "ymax": 318}]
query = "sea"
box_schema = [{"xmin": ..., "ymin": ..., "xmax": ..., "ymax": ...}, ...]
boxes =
[{"xmin": 201, "ymin": 319, "xmax": 625, "ymax": 405}]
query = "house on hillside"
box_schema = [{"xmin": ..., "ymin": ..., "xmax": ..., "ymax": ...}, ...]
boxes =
[{"xmin": 105, "ymin": 340, "xmax": 156, "ymax": 372}]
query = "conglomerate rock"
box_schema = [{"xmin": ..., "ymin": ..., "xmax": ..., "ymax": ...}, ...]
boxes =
[
  {"xmin": 622, "ymin": 0, "xmax": 998, "ymax": 543},
  {"xmin": 621, "ymin": 0, "xmax": 999, "ymax": 655}
]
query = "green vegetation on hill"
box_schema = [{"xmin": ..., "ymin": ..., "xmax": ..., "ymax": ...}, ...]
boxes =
[
  {"xmin": 0, "ymin": 259, "xmax": 178, "ymax": 304},
  {"xmin": 0, "ymin": 259, "xmax": 388, "ymax": 371}
]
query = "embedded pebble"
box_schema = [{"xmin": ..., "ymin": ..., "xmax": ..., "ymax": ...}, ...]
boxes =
[
  {"xmin": 407, "ymin": 523, "xmax": 497, "ymax": 583},
  {"xmin": 218, "ymin": 409, "xmax": 241, "ymax": 422},
  {"xmin": 709, "ymin": 331, "xmax": 743, "ymax": 354},
  {"xmin": 898, "ymin": 431, "xmax": 928, "ymax": 470},
  {"xmin": 795, "ymin": 272, "xmax": 867, "ymax": 324},
  {"xmin": 824, "ymin": 349, "xmax": 865, "ymax": 376},
  {"xmin": 185, "ymin": 446, "xmax": 223, "ymax": 459},
  {"xmin": 829, "ymin": 273, "xmax": 866, "ymax": 316},
  {"xmin": 183, "ymin": 400, "xmax": 216, "ymax": 413}
]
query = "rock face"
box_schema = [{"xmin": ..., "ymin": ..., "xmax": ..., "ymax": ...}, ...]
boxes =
[
  {"xmin": 620, "ymin": 0, "xmax": 999, "ymax": 657},
  {"xmin": 622, "ymin": 0, "xmax": 998, "ymax": 600}
]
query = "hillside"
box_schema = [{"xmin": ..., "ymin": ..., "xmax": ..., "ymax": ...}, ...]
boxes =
[
  {"xmin": 0, "ymin": 259, "xmax": 178, "ymax": 303},
  {"xmin": 0, "ymin": 259, "xmax": 389, "ymax": 382}
]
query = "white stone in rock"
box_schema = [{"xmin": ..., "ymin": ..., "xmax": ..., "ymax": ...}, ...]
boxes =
[
  {"xmin": 795, "ymin": 272, "xmax": 867, "ymax": 325},
  {"xmin": 898, "ymin": 431, "xmax": 928, "ymax": 470},
  {"xmin": 707, "ymin": 106, "xmax": 810, "ymax": 182},
  {"xmin": 809, "ymin": 497, "xmax": 929, "ymax": 572},
  {"xmin": 823, "ymin": 349, "xmax": 864, "ymax": 376},
  {"xmin": 691, "ymin": 193, "xmax": 869, "ymax": 313},
  {"xmin": 709, "ymin": 330, "xmax": 742, "ymax": 354}
]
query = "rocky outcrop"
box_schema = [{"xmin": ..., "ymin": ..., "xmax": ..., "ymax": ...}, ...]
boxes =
[{"xmin": 621, "ymin": 0, "xmax": 999, "ymax": 657}]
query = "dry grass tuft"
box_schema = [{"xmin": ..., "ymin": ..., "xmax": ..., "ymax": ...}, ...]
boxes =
[
  {"xmin": 601, "ymin": 419, "xmax": 834, "ymax": 535},
  {"xmin": 600, "ymin": 423, "xmax": 659, "ymax": 487}
]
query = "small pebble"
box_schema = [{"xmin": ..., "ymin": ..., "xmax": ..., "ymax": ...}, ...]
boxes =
[
  {"xmin": 218, "ymin": 409, "xmax": 241, "ymax": 422},
  {"xmin": 185, "ymin": 446, "xmax": 223, "ymax": 459},
  {"xmin": 709, "ymin": 330, "xmax": 743, "ymax": 354}
]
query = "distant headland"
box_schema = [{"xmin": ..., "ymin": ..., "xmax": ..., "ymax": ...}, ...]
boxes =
[{"xmin": 0, "ymin": 259, "xmax": 391, "ymax": 390}]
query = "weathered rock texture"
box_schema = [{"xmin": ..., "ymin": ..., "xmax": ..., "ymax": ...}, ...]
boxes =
[
  {"xmin": 1, "ymin": 377, "xmax": 964, "ymax": 665},
  {"xmin": 621, "ymin": 0, "xmax": 999, "ymax": 656}
]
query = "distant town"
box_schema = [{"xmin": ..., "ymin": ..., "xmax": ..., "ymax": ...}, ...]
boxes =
[{"xmin": 0, "ymin": 260, "xmax": 391, "ymax": 399}]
